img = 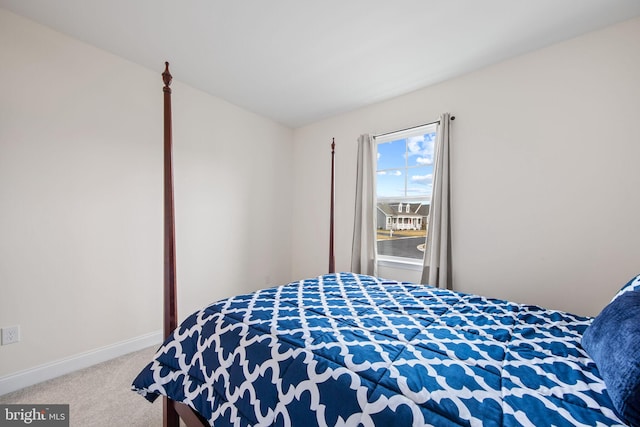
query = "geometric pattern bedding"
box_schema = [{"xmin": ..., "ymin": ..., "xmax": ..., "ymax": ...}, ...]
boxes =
[{"xmin": 132, "ymin": 273, "xmax": 626, "ymax": 426}]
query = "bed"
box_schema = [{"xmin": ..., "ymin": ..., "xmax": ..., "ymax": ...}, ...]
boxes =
[{"xmin": 131, "ymin": 63, "xmax": 640, "ymax": 427}]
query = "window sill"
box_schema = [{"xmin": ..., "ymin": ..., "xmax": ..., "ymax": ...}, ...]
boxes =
[{"xmin": 377, "ymin": 257, "xmax": 423, "ymax": 271}]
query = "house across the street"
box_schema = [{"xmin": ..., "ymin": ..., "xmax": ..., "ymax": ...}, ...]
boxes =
[{"xmin": 377, "ymin": 202, "xmax": 430, "ymax": 231}]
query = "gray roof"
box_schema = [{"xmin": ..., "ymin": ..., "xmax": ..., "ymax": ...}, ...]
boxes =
[{"xmin": 377, "ymin": 202, "xmax": 430, "ymax": 217}]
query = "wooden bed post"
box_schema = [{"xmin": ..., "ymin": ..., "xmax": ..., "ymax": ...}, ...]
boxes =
[
  {"xmin": 162, "ymin": 62, "xmax": 180, "ymax": 427},
  {"xmin": 329, "ymin": 138, "xmax": 335, "ymax": 274}
]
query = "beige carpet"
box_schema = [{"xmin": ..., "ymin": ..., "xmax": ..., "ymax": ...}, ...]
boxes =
[{"xmin": 0, "ymin": 346, "xmax": 184, "ymax": 426}]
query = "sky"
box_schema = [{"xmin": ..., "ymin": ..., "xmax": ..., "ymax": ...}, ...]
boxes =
[{"xmin": 376, "ymin": 130, "xmax": 436, "ymax": 200}]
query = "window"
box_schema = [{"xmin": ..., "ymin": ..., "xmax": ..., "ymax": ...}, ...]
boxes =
[{"xmin": 375, "ymin": 123, "xmax": 437, "ymax": 264}]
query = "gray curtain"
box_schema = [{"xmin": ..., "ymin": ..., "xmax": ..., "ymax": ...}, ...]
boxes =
[
  {"xmin": 421, "ymin": 113, "xmax": 452, "ymax": 289},
  {"xmin": 351, "ymin": 134, "xmax": 378, "ymax": 276}
]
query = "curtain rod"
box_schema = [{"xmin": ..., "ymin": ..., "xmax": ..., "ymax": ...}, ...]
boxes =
[{"xmin": 373, "ymin": 116, "xmax": 455, "ymax": 139}]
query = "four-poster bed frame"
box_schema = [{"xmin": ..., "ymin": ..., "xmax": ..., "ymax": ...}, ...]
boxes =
[
  {"xmin": 132, "ymin": 62, "xmax": 635, "ymax": 427},
  {"xmin": 162, "ymin": 61, "xmax": 207, "ymax": 427},
  {"xmin": 160, "ymin": 63, "xmax": 337, "ymax": 427}
]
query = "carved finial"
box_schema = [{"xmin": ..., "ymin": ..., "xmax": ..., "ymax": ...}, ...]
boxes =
[
  {"xmin": 331, "ymin": 138, "xmax": 335, "ymax": 153},
  {"xmin": 162, "ymin": 62, "xmax": 172, "ymax": 91}
]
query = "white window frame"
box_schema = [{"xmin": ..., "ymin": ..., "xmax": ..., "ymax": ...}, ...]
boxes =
[{"xmin": 375, "ymin": 123, "xmax": 437, "ymax": 267}]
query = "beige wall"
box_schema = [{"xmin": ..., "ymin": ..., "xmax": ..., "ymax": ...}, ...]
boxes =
[
  {"xmin": 0, "ymin": 9, "xmax": 293, "ymax": 379},
  {"xmin": 292, "ymin": 17, "xmax": 640, "ymax": 317}
]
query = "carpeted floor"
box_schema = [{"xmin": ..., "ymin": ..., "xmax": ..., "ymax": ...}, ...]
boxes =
[{"xmin": 0, "ymin": 346, "xmax": 181, "ymax": 426}]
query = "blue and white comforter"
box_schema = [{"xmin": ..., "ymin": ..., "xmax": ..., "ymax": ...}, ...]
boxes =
[{"xmin": 132, "ymin": 273, "xmax": 625, "ymax": 426}]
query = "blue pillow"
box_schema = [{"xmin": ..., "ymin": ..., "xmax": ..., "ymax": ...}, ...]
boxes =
[
  {"xmin": 610, "ymin": 274, "xmax": 640, "ymax": 303},
  {"xmin": 582, "ymin": 290, "xmax": 640, "ymax": 425}
]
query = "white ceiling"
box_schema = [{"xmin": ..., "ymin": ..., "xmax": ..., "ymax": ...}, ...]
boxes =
[{"xmin": 2, "ymin": 0, "xmax": 640, "ymax": 128}]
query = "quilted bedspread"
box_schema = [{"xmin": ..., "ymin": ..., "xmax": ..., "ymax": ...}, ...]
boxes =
[{"xmin": 132, "ymin": 273, "xmax": 625, "ymax": 426}]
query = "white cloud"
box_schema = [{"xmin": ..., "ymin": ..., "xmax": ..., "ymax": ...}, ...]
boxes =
[
  {"xmin": 407, "ymin": 135, "xmax": 434, "ymax": 165},
  {"xmin": 411, "ymin": 174, "xmax": 432, "ymax": 183},
  {"xmin": 407, "ymin": 136, "xmax": 425, "ymax": 155},
  {"xmin": 377, "ymin": 170, "xmax": 402, "ymax": 176}
]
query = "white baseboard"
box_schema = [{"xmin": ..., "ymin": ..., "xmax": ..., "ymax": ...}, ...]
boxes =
[{"xmin": 0, "ymin": 330, "xmax": 163, "ymax": 396}]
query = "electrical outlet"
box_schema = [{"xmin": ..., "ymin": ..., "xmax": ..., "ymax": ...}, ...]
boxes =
[{"xmin": 1, "ymin": 325, "xmax": 20, "ymax": 345}]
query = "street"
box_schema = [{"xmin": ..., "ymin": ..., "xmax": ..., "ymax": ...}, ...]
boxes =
[{"xmin": 377, "ymin": 236, "xmax": 425, "ymax": 259}]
